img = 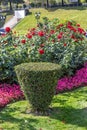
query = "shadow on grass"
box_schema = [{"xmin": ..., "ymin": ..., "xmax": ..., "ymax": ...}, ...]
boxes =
[
  {"xmin": 0, "ymin": 106, "xmax": 38, "ymax": 130},
  {"xmin": 55, "ymin": 86, "xmax": 87, "ymax": 104},
  {"xmin": 50, "ymin": 106, "xmax": 87, "ymax": 128},
  {"xmin": 46, "ymin": 6, "xmax": 87, "ymax": 12},
  {"xmin": 50, "ymin": 87, "xmax": 87, "ymax": 128}
]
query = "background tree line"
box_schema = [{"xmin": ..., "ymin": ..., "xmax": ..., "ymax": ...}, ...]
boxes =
[{"xmin": 0, "ymin": 0, "xmax": 86, "ymax": 10}]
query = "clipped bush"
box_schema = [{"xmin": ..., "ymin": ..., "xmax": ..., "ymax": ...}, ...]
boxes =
[{"xmin": 15, "ymin": 62, "xmax": 61, "ymax": 112}]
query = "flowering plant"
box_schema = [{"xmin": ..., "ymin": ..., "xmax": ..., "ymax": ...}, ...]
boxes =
[
  {"xmin": 0, "ymin": 27, "xmax": 28, "ymax": 82},
  {"xmin": 0, "ymin": 17, "xmax": 87, "ymax": 82},
  {"xmin": 56, "ymin": 62, "xmax": 87, "ymax": 93},
  {"xmin": 26, "ymin": 17, "xmax": 87, "ymax": 76},
  {"xmin": 0, "ymin": 83, "xmax": 24, "ymax": 107}
]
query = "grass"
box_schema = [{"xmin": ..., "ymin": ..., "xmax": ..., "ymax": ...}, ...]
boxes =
[
  {"xmin": 0, "ymin": 86, "xmax": 87, "ymax": 130},
  {"xmin": 14, "ymin": 7, "xmax": 87, "ymax": 34}
]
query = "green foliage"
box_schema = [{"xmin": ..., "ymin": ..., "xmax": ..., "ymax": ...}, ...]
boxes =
[
  {"xmin": 15, "ymin": 62, "xmax": 61, "ymax": 112},
  {"xmin": 0, "ymin": 33, "xmax": 28, "ymax": 82},
  {"xmin": 60, "ymin": 41, "xmax": 87, "ymax": 75}
]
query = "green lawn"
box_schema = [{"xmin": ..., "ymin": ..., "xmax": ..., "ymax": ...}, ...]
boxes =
[
  {"xmin": 14, "ymin": 7, "xmax": 87, "ymax": 34},
  {"xmin": 0, "ymin": 86, "xmax": 87, "ymax": 130}
]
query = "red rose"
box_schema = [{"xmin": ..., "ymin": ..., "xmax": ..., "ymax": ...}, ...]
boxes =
[
  {"xmin": 50, "ymin": 30, "xmax": 55, "ymax": 34},
  {"xmin": 31, "ymin": 31, "xmax": 36, "ymax": 36},
  {"xmin": 5, "ymin": 27, "xmax": 11, "ymax": 33},
  {"xmin": 67, "ymin": 25, "xmax": 72, "ymax": 29},
  {"xmin": 78, "ymin": 27, "xmax": 84, "ymax": 34},
  {"xmin": 83, "ymin": 31, "xmax": 86, "ymax": 35},
  {"xmin": 38, "ymin": 49, "xmax": 44, "ymax": 54},
  {"xmin": 57, "ymin": 34, "xmax": 62, "ymax": 39},
  {"xmin": 21, "ymin": 39, "xmax": 26, "ymax": 44},
  {"xmin": 52, "ymin": 39, "xmax": 55, "ymax": 43},
  {"xmin": 71, "ymin": 35, "xmax": 75, "ymax": 39},
  {"xmin": 68, "ymin": 26, "xmax": 77, "ymax": 32},
  {"xmin": 64, "ymin": 43, "xmax": 67, "ymax": 46},
  {"xmin": 59, "ymin": 24, "xmax": 64, "ymax": 27},
  {"xmin": 26, "ymin": 34, "xmax": 32, "ymax": 39},
  {"xmin": 73, "ymin": 28, "xmax": 77, "ymax": 32},
  {"xmin": 60, "ymin": 32, "xmax": 63, "ymax": 35},
  {"xmin": 76, "ymin": 24, "xmax": 80, "ymax": 27},
  {"xmin": 38, "ymin": 31, "xmax": 44, "ymax": 37},
  {"xmin": 60, "ymin": 24, "xmax": 64, "ymax": 27},
  {"xmin": 31, "ymin": 28, "xmax": 36, "ymax": 31}
]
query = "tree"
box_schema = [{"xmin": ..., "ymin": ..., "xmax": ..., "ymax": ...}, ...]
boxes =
[{"xmin": 7, "ymin": 0, "xmax": 24, "ymax": 10}]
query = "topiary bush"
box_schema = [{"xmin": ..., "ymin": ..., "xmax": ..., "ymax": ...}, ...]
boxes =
[{"xmin": 15, "ymin": 62, "xmax": 61, "ymax": 112}]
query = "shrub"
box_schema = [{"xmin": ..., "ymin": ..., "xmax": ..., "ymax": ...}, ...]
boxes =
[
  {"xmin": 15, "ymin": 62, "xmax": 61, "ymax": 112},
  {"xmin": 27, "ymin": 18, "xmax": 87, "ymax": 76},
  {"xmin": 0, "ymin": 28, "xmax": 28, "ymax": 82}
]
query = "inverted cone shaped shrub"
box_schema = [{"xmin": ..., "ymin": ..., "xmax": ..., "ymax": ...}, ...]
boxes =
[{"xmin": 15, "ymin": 62, "xmax": 61, "ymax": 112}]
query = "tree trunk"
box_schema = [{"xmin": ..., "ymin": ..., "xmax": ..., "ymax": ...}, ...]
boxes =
[
  {"xmin": 62, "ymin": 0, "xmax": 64, "ymax": 6},
  {"xmin": 77, "ymin": 0, "xmax": 80, "ymax": 5},
  {"xmin": 47, "ymin": 0, "xmax": 49, "ymax": 8},
  {"xmin": 9, "ymin": 0, "xmax": 12, "ymax": 10}
]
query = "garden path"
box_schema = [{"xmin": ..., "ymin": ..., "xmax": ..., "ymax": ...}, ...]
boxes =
[{"xmin": 3, "ymin": 16, "xmax": 18, "ymax": 29}]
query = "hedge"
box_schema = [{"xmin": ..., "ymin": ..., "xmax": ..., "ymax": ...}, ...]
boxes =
[{"xmin": 15, "ymin": 62, "xmax": 61, "ymax": 112}]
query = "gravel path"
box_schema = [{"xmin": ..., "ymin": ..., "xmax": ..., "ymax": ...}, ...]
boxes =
[{"xmin": 3, "ymin": 16, "xmax": 18, "ymax": 29}]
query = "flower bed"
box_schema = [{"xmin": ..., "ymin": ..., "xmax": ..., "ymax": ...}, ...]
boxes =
[
  {"xmin": 0, "ymin": 62, "xmax": 87, "ymax": 108},
  {"xmin": 0, "ymin": 84, "xmax": 24, "ymax": 108},
  {"xmin": 0, "ymin": 18, "xmax": 87, "ymax": 82},
  {"xmin": 56, "ymin": 62, "xmax": 87, "ymax": 93}
]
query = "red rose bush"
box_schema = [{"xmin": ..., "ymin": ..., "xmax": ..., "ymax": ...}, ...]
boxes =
[
  {"xmin": 27, "ymin": 18, "xmax": 87, "ymax": 76},
  {"xmin": 0, "ymin": 18, "xmax": 87, "ymax": 82}
]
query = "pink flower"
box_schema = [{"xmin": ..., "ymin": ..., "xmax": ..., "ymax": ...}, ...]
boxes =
[
  {"xmin": 0, "ymin": 84, "xmax": 24, "ymax": 108},
  {"xmin": 56, "ymin": 62, "xmax": 87, "ymax": 93}
]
